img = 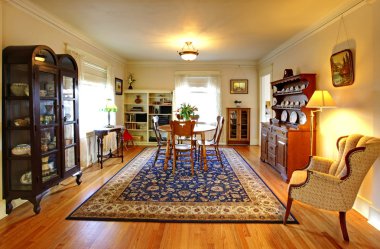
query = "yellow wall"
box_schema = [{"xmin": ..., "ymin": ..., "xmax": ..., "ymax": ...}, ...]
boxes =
[
  {"xmin": 125, "ymin": 62, "xmax": 259, "ymax": 145},
  {"xmin": 0, "ymin": 1, "xmax": 125, "ymax": 218},
  {"xmin": 259, "ymin": 1, "xmax": 380, "ymax": 224}
]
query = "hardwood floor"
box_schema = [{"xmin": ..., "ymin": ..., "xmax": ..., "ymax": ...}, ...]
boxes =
[{"xmin": 0, "ymin": 146, "xmax": 379, "ymax": 249}]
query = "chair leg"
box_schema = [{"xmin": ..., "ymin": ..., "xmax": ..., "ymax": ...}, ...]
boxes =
[
  {"xmin": 215, "ymin": 146, "xmax": 223, "ymax": 167},
  {"xmin": 153, "ymin": 145, "xmax": 160, "ymax": 165},
  {"xmin": 173, "ymin": 150, "xmax": 177, "ymax": 174},
  {"xmin": 191, "ymin": 149, "xmax": 194, "ymax": 175},
  {"xmin": 339, "ymin": 211, "xmax": 350, "ymax": 241},
  {"xmin": 283, "ymin": 197, "xmax": 293, "ymax": 225}
]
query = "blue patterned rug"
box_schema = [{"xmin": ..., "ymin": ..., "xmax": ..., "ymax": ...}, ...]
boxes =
[{"xmin": 67, "ymin": 147, "xmax": 297, "ymax": 223}]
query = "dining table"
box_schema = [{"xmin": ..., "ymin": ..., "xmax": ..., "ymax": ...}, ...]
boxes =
[{"xmin": 158, "ymin": 123, "xmax": 216, "ymax": 171}]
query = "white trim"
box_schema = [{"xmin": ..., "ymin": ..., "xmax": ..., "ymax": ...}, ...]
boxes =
[
  {"xmin": 259, "ymin": 0, "xmax": 368, "ymax": 64},
  {"xmin": 7, "ymin": 0, "xmax": 126, "ymax": 64},
  {"xmin": 368, "ymin": 206, "xmax": 380, "ymax": 231},
  {"xmin": 353, "ymin": 194, "xmax": 380, "ymax": 231}
]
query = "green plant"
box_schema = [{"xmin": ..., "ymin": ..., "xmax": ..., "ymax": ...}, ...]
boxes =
[{"xmin": 176, "ymin": 103, "xmax": 198, "ymax": 121}]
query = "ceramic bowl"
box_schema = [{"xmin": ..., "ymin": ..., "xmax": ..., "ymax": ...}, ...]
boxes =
[
  {"xmin": 40, "ymin": 90, "xmax": 47, "ymax": 97},
  {"xmin": 10, "ymin": 83, "xmax": 28, "ymax": 96},
  {"xmin": 11, "ymin": 144, "xmax": 31, "ymax": 156},
  {"xmin": 20, "ymin": 171, "xmax": 32, "ymax": 184}
]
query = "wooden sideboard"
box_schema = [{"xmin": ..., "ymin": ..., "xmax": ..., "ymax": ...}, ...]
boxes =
[{"xmin": 260, "ymin": 74, "xmax": 316, "ymax": 181}]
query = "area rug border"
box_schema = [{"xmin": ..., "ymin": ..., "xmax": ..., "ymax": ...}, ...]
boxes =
[{"xmin": 66, "ymin": 147, "xmax": 298, "ymax": 224}]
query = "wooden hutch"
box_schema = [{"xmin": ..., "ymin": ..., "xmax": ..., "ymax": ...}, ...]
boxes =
[{"xmin": 260, "ymin": 74, "xmax": 316, "ymax": 181}]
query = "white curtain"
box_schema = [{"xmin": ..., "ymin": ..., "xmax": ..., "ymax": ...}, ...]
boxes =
[
  {"xmin": 66, "ymin": 45, "xmax": 117, "ymax": 168},
  {"xmin": 174, "ymin": 71, "xmax": 221, "ymax": 125}
]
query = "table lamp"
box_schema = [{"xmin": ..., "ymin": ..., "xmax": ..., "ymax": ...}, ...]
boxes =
[
  {"xmin": 103, "ymin": 99, "xmax": 118, "ymax": 128},
  {"xmin": 306, "ymin": 90, "xmax": 336, "ymax": 155}
]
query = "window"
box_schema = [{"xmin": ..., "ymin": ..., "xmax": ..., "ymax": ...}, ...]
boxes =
[{"xmin": 174, "ymin": 72, "xmax": 221, "ymax": 125}]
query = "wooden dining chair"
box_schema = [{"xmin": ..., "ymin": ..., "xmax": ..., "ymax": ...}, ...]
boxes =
[
  {"xmin": 197, "ymin": 116, "xmax": 224, "ymax": 167},
  {"xmin": 152, "ymin": 116, "xmax": 170, "ymax": 165},
  {"xmin": 170, "ymin": 120, "xmax": 196, "ymax": 175}
]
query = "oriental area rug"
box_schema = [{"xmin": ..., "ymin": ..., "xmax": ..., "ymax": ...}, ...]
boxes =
[{"xmin": 67, "ymin": 147, "xmax": 297, "ymax": 223}]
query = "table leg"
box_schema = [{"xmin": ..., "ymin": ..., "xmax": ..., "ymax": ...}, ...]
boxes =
[
  {"xmin": 164, "ymin": 133, "xmax": 171, "ymax": 171},
  {"xmin": 97, "ymin": 134, "xmax": 104, "ymax": 169},
  {"xmin": 201, "ymin": 132, "xmax": 208, "ymax": 171}
]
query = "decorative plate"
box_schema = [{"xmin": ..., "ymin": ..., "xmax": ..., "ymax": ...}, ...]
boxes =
[
  {"xmin": 299, "ymin": 112, "xmax": 307, "ymax": 125},
  {"xmin": 273, "ymin": 98, "xmax": 277, "ymax": 105},
  {"xmin": 295, "ymin": 101, "xmax": 300, "ymax": 106},
  {"xmin": 289, "ymin": 111, "xmax": 297, "ymax": 123},
  {"xmin": 280, "ymin": 101, "xmax": 285, "ymax": 106},
  {"xmin": 300, "ymin": 100, "xmax": 306, "ymax": 107},
  {"xmin": 273, "ymin": 86, "xmax": 277, "ymax": 93},
  {"xmin": 289, "ymin": 86, "xmax": 294, "ymax": 92},
  {"xmin": 281, "ymin": 110, "xmax": 288, "ymax": 122},
  {"xmin": 284, "ymin": 101, "xmax": 289, "ymax": 106},
  {"xmin": 300, "ymin": 84, "xmax": 306, "ymax": 90}
]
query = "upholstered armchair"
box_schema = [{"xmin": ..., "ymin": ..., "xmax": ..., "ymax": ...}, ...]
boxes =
[{"xmin": 283, "ymin": 134, "xmax": 380, "ymax": 241}]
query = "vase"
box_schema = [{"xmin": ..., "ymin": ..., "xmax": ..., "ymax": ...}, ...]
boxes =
[{"xmin": 135, "ymin": 95, "xmax": 142, "ymax": 104}]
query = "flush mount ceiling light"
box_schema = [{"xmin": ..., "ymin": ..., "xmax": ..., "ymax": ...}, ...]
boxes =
[{"xmin": 178, "ymin": 41, "xmax": 199, "ymax": 61}]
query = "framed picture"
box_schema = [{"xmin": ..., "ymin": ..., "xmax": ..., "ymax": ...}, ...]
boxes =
[
  {"xmin": 115, "ymin": 78, "xmax": 123, "ymax": 95},
  {"xmin": 230, "ymin": 79, "xmax": 248, "ymax": 94},
  {"xmin": 330, "ymin": 49, "xmax": 354, "ymax": 87}
]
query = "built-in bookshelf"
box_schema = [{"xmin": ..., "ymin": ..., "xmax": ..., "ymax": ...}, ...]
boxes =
[{"xmin": 124, "ymin": 89, "xmax": 173, "ymax": 144}]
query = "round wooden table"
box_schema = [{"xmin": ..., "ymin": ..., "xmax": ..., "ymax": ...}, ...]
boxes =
[{"xmin": 158, "ymin": 124, "xmax": 216, "ymax": 171}]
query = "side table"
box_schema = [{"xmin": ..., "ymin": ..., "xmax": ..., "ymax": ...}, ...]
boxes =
[{"xmin": 94, "ymin": 125, "xmax": 124, "ymax": 169}]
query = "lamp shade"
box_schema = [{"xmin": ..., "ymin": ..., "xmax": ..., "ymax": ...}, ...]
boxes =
[
  {"xmin": 103, "ymin": 99, "xmax": 118, "ymax": 112},
  {"xmin": 306, "ymin": 90, "xmax": 336, "ymax": 108},
  {"xmin": 178, "ymin": 42, "xmax": 199, "ymax": 61}
]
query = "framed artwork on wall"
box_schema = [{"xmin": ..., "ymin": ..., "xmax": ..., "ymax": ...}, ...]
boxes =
[
  {"xmin": 230, "ymin": 79, "xmax": 248, "ymax": 94},
  {"xmin": 115, "ymin": 78, "xmax": 123, "ymax": 95},
  {"xmin": 330, "ymin": 49, "xmax": 354, "ymax": 87}
]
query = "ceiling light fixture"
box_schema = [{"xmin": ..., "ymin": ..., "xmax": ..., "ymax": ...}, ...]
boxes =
[{"xmin": 178, "ymin": 41, "xmax": 199, "ymax": 61}]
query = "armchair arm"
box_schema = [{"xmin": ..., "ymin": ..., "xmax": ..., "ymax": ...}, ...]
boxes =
[{"xmin": 306, "ymin": 156, "xmax": 334, "ymax": 174}]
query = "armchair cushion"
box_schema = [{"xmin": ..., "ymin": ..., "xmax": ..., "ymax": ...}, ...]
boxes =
[{"xmin": 307, "ymin": 156, "xmax": 335, "ymax": 173}]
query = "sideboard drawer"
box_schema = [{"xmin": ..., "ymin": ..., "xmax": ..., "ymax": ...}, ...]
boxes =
[
  {"xmin": 268, "ymin": 153, "xmax": 276, "ymax": 166},
  {"xmin": 268, "ymin": 133, "xmax": 276, "ymax": 144},
  {"xmin": 268, "ymin": 143, "xmax": 276, "ymax": 154}
]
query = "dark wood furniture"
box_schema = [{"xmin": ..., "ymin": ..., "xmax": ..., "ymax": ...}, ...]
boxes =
[
  {"xmin": 2, "ymin": 45, "xmax": 82, "ymax": 214},
  {"xmin": 94, "ymin": 125, "xmax": 124, "ymax": 169},
  {"xmin": 260, "ymin": 74, "xmax": 316, "ymax": 181},
  {"xmin": 226, "ymin": 108, "xmax": 250, "ymax": 145}
]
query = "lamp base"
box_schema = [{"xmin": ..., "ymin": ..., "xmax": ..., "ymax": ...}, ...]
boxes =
[{"xmin": 105, "ymin": 124, "xmax": 114, "ymax": 128}]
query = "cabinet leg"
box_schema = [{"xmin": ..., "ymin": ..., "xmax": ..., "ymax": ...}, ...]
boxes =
[
  {"xmin": 74, "ymin": 171, "xmax": 83, "ymax": 185},
  {"xmin": 6, "ymin": 199, "xmax": 13, "ymax": 214},
  {"xmin": 30, "ymin": 194, "xmax": 43, "ymax": 214}
]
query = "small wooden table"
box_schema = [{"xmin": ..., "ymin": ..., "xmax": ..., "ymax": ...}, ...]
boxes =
[
  {"xmin": 158, "ymin": 124, "xmax": 216, "ymax": 171},
  {"xmin": 94, "ymin": 125, "xmax": 124, "ymax": 169}
]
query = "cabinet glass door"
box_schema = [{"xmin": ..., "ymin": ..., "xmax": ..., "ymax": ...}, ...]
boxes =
[
  {"xmin": 5, "ymin": 64, "xmax": 33, "ymax": 190},
  {"xmin": 62, "ymin": 75, "xmax": 78, "ymax": 172},
  {"xmin": 39, "ymin": 70, "xmax": 60, "ymax": 183},
  {"xmin": 229, "ymin": 110, "xmax": 237, "ymax": 139},
  {"xmin": 240, "ymin": 109, "xmax": 249, "ymax": 139}
]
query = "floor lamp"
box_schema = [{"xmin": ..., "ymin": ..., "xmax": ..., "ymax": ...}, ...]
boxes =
[{"xmin": 306, "ymin": 90, "xmax": 336, "ymax": 156}]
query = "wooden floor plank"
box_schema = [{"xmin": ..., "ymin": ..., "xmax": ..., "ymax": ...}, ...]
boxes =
[{"xmin": 0, "ymin": 146, "xmax": 379, "ymax": 249}]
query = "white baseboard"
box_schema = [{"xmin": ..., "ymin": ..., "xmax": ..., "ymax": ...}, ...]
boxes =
[
  {"xmin": 0, "ymin": 199, "xmax": 27, "ymax": 220},
  {"xmin": 353, "ymin": 195, "xmax": 380, "ymax": 231}
]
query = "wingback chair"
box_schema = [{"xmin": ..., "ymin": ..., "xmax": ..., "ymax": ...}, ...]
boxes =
[{"xmin": 283, "ymin": 134, "xmax": 380, "ymax": 241}]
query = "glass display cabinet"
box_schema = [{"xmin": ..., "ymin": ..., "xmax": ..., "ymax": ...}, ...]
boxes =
[
  {"xmin": 2, "ymin": 45, "xmax": 82, "ymax": 214},
  {"xmin": 226, "ymin": 108, "xmax": 250, "ymax": 145}
]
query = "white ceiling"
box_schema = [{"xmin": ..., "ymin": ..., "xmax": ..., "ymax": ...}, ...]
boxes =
[{"xmin": 27, "ymin": 0, "xmax": 351, "ymax": 62}]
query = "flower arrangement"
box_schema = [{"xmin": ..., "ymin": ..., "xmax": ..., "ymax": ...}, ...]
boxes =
[
  {"xmin": 127, "ymin": 73, "xmax": 136, "ymax": 89},
  {"xmin": 176, "ymin": 103, "xmax": 198, "ymax": 121}
]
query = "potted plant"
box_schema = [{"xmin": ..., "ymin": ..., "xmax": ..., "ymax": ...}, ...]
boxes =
[
  {"xmin": 176, "ymin": 103, "xmax": 198, "ymax": 121},
  {"xmin": 234, "ymin": 100, "xmax": 242, "ymax": 107}
]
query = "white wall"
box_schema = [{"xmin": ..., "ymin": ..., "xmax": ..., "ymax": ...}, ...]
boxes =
[
  {"xmin": 259, "ymin": 1, "xmax": 380, "ymax": 228},
  {"xmin": 125, "ymin": 62, "xmax": 259, "ymax": 144},
  {"xmin": 0, "ymin": 1, "xmax": 126, "ymax": 218}
]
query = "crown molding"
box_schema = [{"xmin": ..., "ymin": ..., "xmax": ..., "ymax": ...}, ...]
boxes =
[
  {"xmin": 259, "ymin": 0, "xmax": 368, "ymax": 65},
  {"xmin": 7, "ymin": 0, "xmax": 126, "ymax": 65},
  {"xmin": 126, "ymin": 60, "xmax": 257, "ymax": 68}
]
